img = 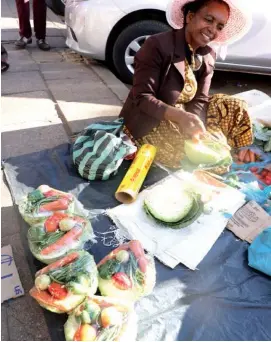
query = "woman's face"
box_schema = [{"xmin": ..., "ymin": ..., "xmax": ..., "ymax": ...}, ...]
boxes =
[{"xmin": 185, "ymin": 1, "xmax": 229, "ymax": 49}]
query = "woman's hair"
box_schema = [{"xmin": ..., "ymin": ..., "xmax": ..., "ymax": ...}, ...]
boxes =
[{"xmin": 183, "ymin": 0, "xmax": 230, "ymax": 19}]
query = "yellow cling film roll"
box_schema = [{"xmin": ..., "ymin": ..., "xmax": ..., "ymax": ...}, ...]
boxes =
[{"xmin": 115, "ymin": 144, "xmax": 157, "ymax": 204}]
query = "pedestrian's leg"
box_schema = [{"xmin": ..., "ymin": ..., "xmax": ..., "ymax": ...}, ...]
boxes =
[
  {"xmin": 33, "ymin": 0, "xmax": 51, "ymax": 50},
  {"xmin": 15, "ymin": 0, "xmax": 32, "ymax": 48}
]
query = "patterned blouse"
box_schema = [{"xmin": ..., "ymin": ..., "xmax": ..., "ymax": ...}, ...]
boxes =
[{"xmin": 175, "ymin": 44, "xmax": 202, "ymax": 107}]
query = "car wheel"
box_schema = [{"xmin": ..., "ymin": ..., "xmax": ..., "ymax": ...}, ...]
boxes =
[
  {"xmin": 46, "ymin": 0, "xmax": 65, "ymax": 16},
  {"xmin": 112, "ymin": 20, "xmax": 170, "ymax": 84}
]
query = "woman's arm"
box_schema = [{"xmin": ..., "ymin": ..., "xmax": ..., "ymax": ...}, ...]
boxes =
[
  {"xmin": 185, "ymin": 56, "xmax": 215, "ymax": 121},
  {"xmin": 132, "ymin": 35, "xmax": 206, "ymax": 136},
  {"xmin": 132, "ymin": 36, "xmax": 169, "ymax": 121}
]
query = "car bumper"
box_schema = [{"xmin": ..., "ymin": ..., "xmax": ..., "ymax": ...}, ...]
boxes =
[{"xmin": 65, "ymin": 0, "xmax": 125, "ymax": 60}]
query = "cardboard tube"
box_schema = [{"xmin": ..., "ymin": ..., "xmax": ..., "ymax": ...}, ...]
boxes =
[{"xmin": 115, "ymin": 144, "xmax": 157, "ymax": 204}]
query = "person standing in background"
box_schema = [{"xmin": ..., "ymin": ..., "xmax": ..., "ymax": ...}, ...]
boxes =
[{"xmin": 15, "ymin": 0, "xmax": 50, "ymax": 51}]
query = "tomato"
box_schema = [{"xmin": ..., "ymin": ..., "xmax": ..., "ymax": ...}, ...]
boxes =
[
  {"xmin": 264, "ymin": 177, "xmax": 271, "ymax": 185},
  {"xmin": 101, "ymin": 307, "xmax": 123, "ymax": 328},
  {"xmin": 112, "ymin": 272, "xmax": 132, "ymax": 290},
  {"xmin": 261, "ymin": 169, "xmax": 268, "ymax": 177},
  {"xmin": 250, "ymin": 167, "xmax": 258, "ymax": 173},
  {"xmin": 44, "ymin": 212, "xmax": 69, "ymax": 232},
  {"xmin": 48, "ymin": 282, "xmax": 68, "ymax": 300},
  {"xmin": 80, "ymin": 324, "xmax": 97, "ymax": 341}
]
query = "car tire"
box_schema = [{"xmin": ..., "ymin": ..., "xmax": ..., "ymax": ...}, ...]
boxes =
[
  {"xmin": 112, "ymin": 20, "xmax": 170, "ymax": 84},
  {"xmin": 46, "ymin": 0, "xmax": 65, "ymax": 16}
]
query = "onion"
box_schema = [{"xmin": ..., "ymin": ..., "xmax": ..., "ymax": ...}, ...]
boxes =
[{"xmin": 35, "ymin": 274, "xmax": 51, "ymax": 290}]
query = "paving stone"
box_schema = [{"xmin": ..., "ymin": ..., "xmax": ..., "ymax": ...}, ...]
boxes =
[
  {"xmin": 1, "ymin": 171, "xmax": 13, "ymax": 207},
  {"xmin": 30, "ymin": 49, "xmax": 63, "ymax": 63},
  {"xmin": 2, "ymin": 91, "xmax": 60, "ymax": 131},
  {"xmin": 7, "ymin": 312, "xmax": 50, "ymax": 341},
  {"xmin": 1, "ymin": 206, "xmax": 21, "ymax": 238},
  {"xmin": 47, "ymin": 35, "xmax": 67, "ymax": 49},
  {"xmin": 46, "ymin": 27, "xmax": 66, "ymax": 38},
  {"xmin": 47, "ymin": 77, "xmax": 122, "ymax": 103},
  {"xmin": 1, "ymin": 123, "xmax": 68, "ymax": 159},
  {"xmin": 3, "ymin": 49, "xmax": 39, "ymax": 72},
  {"xmin": 1, "ymin": 233, "xmax": 34, "ymax": 293},
  {"xmin": 1, "ymin": 29, "xmax": 19, "ymax": 42},
  {"xmin": 1, "ymin": 17, "xmax": 19, "ymax": 30},
  {"xmin": 1, "ymin": 172, "xmax": 20, "ymax": 238},
  {"xmin": 1, "ymin": 304, "xmax": 9, "ymax": 341},
  {"xmin": 2, "ymin": 71, "xmax": 46, "ymax": 95},
  {"xmin": 40, "ymin": 61, "xmax": 95, "ymax": 80},
  {"xmin": 90, "ymin": 63, "xmax": 129, "ymax": 103},
  {"xmin": 59, "ymin": 102, "xmax": 122, "ymax": 133}
]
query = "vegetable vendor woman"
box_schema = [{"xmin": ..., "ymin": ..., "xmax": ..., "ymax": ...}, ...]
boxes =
[{"xmin": 120, "ymin": 0, "xmax": 253, "ymax": 169}]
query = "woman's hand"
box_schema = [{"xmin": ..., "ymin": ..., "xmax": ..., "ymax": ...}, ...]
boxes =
[{"xmin": 165, "ymin": 107, "xmax": 206, "ymax": 137}]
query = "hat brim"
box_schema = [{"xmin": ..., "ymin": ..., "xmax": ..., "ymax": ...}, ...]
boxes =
[{"xmin": 166, "ymin": 0, "xmax": 252, "ymax": 45}]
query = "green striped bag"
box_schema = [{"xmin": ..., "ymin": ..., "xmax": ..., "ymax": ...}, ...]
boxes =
[{"xmin": 72, "ymin": 118, "xmax": 137, "ymax": 181}]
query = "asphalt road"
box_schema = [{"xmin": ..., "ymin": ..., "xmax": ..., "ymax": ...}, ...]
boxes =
[
  {"xmin": 210, "ymin": 70, "xmax": 271, "ymax": 96},
  {"xmin": 115, "ymin": 67, "xmax": 270, "ymax": 97}
]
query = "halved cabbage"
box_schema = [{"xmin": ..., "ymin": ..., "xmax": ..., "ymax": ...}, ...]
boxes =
[{"xmin": 143, "ymin": 183, "xmax": 203, "ymax": 228}]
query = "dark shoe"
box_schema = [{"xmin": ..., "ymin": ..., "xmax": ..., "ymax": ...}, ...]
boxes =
[
  {"xmin": 36, "ymin": 39, "xmax": 50, "ymax": 51},
  {"xmin": 15, "ymin": 37, "xmax": 32, "ymax": 49}
]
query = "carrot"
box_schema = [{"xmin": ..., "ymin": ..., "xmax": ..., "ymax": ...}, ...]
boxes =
[
  {"xmin": 97, "ymin": 244, "xmax": 130, "ymax": 267},
  {"xmin": 238, "ymin": 149, "xmax": 247, "ymax": 162},
  {"xmin": 40, "ymin": 226, "xmax": 83, "ymax": 255},
  {"xmin": 193, "ymin": 170, "xmax": 226, "ymax": 188},
  {"xmin": 244, "ymin": 150, "xmax": 251, "ymax": 163},
  {"xmin": 29, "ymin": 287, "xmax": 69, "ymax": 312},
  {"xmin": 44, "ymin": 212, "xmax": 69, "ymax": 232},
  {"xmin": 249, "ymin": 150, "xmax": 255, "ymax": 163},
  {"xmin": 44, "ymin": 189, "xmax": 73, "ymax": 201},
  {"xmin": 36, "ymin": 252, "xmax": 79, "ymax": 277},
  {"xmin": 39, "ymin": 198, "xmax": 69, "ymax": 212},
  {"xmin": 129, "ymin": 240, "xmax": 148, "ymax": 273},
  {"xmin": 74, "ymin": 326, "xmax": 83, "ymax": 341},
  {"xmin": 192, "ymin": 136, "xmax": 200, "ymax": 144}
]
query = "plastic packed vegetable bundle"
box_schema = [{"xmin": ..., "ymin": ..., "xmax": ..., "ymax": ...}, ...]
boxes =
[
  {"xmin": 97, "ymin": 240, "xmax": 156, "ymax": 301},
  {"xmin": 19, "ymin": 185, "xmax": 75, "ymax": 225},
  {"xmin": 64, "ymin": 295, "xmax": 137, "ymax": 341},
  {"xmin": 28, "ymin": 212, "xmax": 94, "ymax": 264},
  {"xmin": 30, "ymin": 251, "xmax": 98, "ymax": 314}
]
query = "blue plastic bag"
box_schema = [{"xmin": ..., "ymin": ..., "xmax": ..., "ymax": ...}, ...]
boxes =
[{"xmin": 248, "ymin": 227, "xmax": 271, "ymax": 276}]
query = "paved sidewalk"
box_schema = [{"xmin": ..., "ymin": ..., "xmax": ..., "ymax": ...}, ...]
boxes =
[{"xmin": 1, "ymin": 0, "xmax": 128, "ymax": 340}]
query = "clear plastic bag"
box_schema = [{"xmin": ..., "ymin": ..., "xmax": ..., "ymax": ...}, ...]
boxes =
[
  {"xmin": 64, "ymin": 295, "xmax": 137, "ymax": 341},
  {"xmin": 72, "ymin": 119, "xmax": 137, "ymax": 181},
  {"xmin": 27, "ymin": 213, "xmax": 95, "ymax": 264},
  {"xmin": 97, "ymin": 240, "xmax": 156, "ymax": 301},
  {"xmin": 29, "ymin": 250, "xmax": 98, "ymax": 314},
  {"xmin": 248, "ymin": 227, "xmax": 271, "ymax": 276},
  {"xmin": 18, "ymin": 185, "xmax": 75, "ymax": 226}
]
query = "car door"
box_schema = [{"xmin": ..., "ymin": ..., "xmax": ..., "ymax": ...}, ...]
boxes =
[{"xmin": 216, "ymin": 1, "xmax": 271, "ymax": 74}]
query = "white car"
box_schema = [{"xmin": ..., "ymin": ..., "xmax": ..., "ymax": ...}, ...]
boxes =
[{"xmin": 65, "ymin": 0, "xmax": 271, "ymax": 84}]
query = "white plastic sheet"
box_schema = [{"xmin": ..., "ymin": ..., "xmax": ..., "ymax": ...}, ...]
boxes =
[{"xmin": 108, "ymin": 171, "xmax": 246, "ymax": 270}]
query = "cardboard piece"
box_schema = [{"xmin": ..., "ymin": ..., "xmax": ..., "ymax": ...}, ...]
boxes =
[
  {"xmin": 1, "ymin": 245, "xmax": 24, "ymax": 302},
  {"xmin": 227, "ymin": 201, "xmax": 271, "ymax": 243}
]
